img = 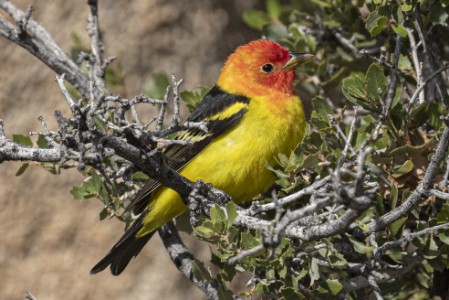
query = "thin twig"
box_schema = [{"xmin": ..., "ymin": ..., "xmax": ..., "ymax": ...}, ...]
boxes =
[
  {"xmin": 407, "ymin": 26, "xmax": 425, "ymax": 104},
  {"xmin": 407, "ymin": 64, "xmax": 449, "ymax": 111},
  {"xmin": 374, "ymin": 222, "xmax": 449, "ymax": 258},
  {"xmin": 171, "ymin": 75, "xmax": 183, "ymax": 128},
  {"xmin": 338, "ymin": 107, "xmax": 359, "ymax": 167},
  {"xmin": 368, "ymin": 36, "xmax": 402, "ymax": 143},
  {"xmin": 413, "ymin": 5, "xmax": 449, "ymax": 106},
  {"xmin": 156, "ymin": 86, "xmax": 171, "ymax": 132},
  {"xmin": 329, "ymin": 114, "xmax": 357, "ymax": 157}
]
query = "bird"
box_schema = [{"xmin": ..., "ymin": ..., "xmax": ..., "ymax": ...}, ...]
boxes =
[{"xmin": 90, "ymin": 40, "xmax": 313, "ymax": 275}]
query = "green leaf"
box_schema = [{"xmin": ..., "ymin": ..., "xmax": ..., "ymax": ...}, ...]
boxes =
[
  {"xmin": 266, "ymin": 0, "xmax": 281, "ymax": 19},
  {"xmin": 430, "ymin": 1, "xmax": 449, "ymax": 25},
  {"xmin": 225, "ymin": 202, "xmax": 238, "ymax": 229},
  {"xmin": 297, "ymin": 268, "xmax": 308, "ymax": 281},
  {"xmin": 131, "ymin": 171, "xmax": 149, "ymax": 181},
  {"xmin": 71, "ymin": 186, "xmax": 86, "ymax": 200},
  {"xmin": 210, "ymin": 204, "xmax": 227, "ymax": 230},
  {"xmin": 266, "ymin": 268, "xmax": 276, "ymax": 281},
  {"xmin": 16, "ymin": 163, "xmax": 29, "ymax": 176},
  {"xmin": 436, "ymin": 205, "xmax": 449, "ymax": 223},
  {"xmin": 328, "ymin": 251, "xmax": 348, "ymax": 268},
  {"xmin": 99, "ymin": 207, "xmax": 109, "ymax": 220},
  {"xmin": 366, "ymin": 63, "xmax": 387, "ymax": 101},
  {"xmin": 227, "ymin": 226, "xmax": 239, "ymax": 243},
  {"xmin": 439, "ymin": 230, "xmax": 449, "ymax": 245},
  {"xmin": 409, "ymin": 102, "xmax": 444, "ymax": 128},
  {"xmin": 42, "ymin": 162, "xmax": 61, "ymax": 175},
  {"xmin": 390, "ymin": 184, "xmax": 399, "ymax": 209},
  {"xmin": 93, "ymin": 115, "xmax": 108, "ymax": 132},
  {"xmin": 301, "ymin": 153, "xmax": 319, "ymax": 169},
  {"xmin": 388, "ymin": 139, "xmax": 433, "ymax": 156},
  {"xmin": 175, "ymin": 211, "xmax": 193, "ymax": 234},
  {"xmin": 311, "ymin": 96, "xmax": 333, "ymax": 123},
  {"xmin": 400, "ymin": 3, "xmax": 413, "ymax": 12},
  {"xmin": 13, "ymin": 134, "xmax": 33, "ymax": 147},
  {"xmin": 192, "ymin": 260, "xmax": 213, "ymax": 281},
  {"xmin": 217, "ymin": 283, "xmax": 234, "ymax": 300},
  {"xmin": 389, "ymin": 216, "xmax": 408, "ymax": 237},
  {"xmin": 90, "ymin": 172, "xmax": 103, "ymax": 192},
  {"xmin": 348, "ymin": 236, "xmax": 375, "ymax": 255},
  {"xmin": 342, "ymin": 73, "xmax": 373, "ymax": 110},
  {"xmin": 309, "ymin": 258, "xmax": 320, "ymax": 285},
  {"xmin": 242, "ymin": 10, "xmax": 270, "ymax": 31},
  {"xmin": 392, "ymin": 160, "xmax": 414, "ymax": 178},
  {"xmin": 365, "ymin": 10, "xmax": 387, "ymax": 37},
  {"xmin": 241, "ymin": 232, "xmax": 260, "ymax": 250},
  {"xmin": 181, "ymin": 87, "xmax": 209, "ymax": 113},
  {"xmin": 392, "ymin": 24, "xmax": 408, "ymax": 37},
  {"xmin": 423, "ymin": 237, "xmax": 440, "ymax": 259},
  {"xmin": 37, "ymin": 135, "xmax": 49, "ymax": 148},
  {"xmin": 70, "ymin": 173, "xmax": 102, "ymax": 201},
  {"xmin": 325, "ymin": 279, "xmax": 343, "ymax": 295},
  {"xmin": 195, "ymin": 225, "xmax": 216, "ymax": 239},
  {"xmin": 398, "ymin": 54, "xmax": 412, "ymax": 71}
]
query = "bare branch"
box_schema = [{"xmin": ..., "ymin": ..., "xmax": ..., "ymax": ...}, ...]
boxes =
[
  {"xmin": 86, "ymin": 0, "xmax": 107, "ymax": 95},
  {"xmin": 0, "ymin": 119, "xmax": 62, "ymax": 163},
  {"xmin": 375, "ymin": 222, "xmax": 449, "ymax": 259},
  {"xmin": 413, "ymin": 5, "xmax": 449, "ymax": 106},
  {"xmin": 228, "ymin": 244, "xmax": 265, "ymax": 265},
  {"xmin": 156, "ymin": 86, "xmax": 171, "ymax": 132},
  {"xmin": 407, "ymin": 64, "xmax": 449, "ymax": 111},
  {"xmin": 0, "ymin": 1, "xmax": 92, "ymax": 98},
  {"xmin": 159, "ymin": 222, "xmax": 225, "ymax": 300},
  {"xmin": 249, "ymin": 176, "xmax": 331, "ymax": 214},
  {"xmin": 171, "ymin": 75, "xmax": 183, "ymax": 127},
  {"xmin": 341, "ymin": 254, "xmax": 423, "ymax": 293},
  {"xmin": 368, "ymin": 36, "xmax": 401, "ymax": 143},
  {"xmin": 406, "ymin": 26, "xmax": 424, "ymax": 104}
]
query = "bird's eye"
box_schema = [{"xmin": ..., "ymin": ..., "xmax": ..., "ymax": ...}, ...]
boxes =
[{"xmin": 261, "ymin": 63, "xmax": 274, "ymax": 74}]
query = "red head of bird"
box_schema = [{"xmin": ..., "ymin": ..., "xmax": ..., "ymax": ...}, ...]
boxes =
[{"xmin": 217, "ymin": 40, "xmax": 313, "ymax": 97}]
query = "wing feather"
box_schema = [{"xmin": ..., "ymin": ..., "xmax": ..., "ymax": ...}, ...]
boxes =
[{"xmin": 128, "ymin": 86, "xmax": 249, "ymax": 214}]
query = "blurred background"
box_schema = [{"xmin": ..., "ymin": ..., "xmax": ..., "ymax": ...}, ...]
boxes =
[{"xmin": 0, "ymin": 1, "xmax": 260, "ymax": 299}]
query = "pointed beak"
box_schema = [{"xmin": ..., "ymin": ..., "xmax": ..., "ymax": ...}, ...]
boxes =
[{"xmin": 283, "ymin": 53, "xmax": 314, "ymax": 70}]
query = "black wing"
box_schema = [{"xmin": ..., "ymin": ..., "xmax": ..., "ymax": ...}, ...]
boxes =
[
  {"xmin": 127, "ymin": 85, "xmax": 249, "ymax": 214},
  {"xmin": 91, "ymin": 86, "xmax": 250, "ymax": 275}
]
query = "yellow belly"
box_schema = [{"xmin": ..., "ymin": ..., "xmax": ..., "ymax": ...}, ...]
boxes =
[{"xmin": 137, "ymin": 95, "xmax": 305, "ymax": 237}]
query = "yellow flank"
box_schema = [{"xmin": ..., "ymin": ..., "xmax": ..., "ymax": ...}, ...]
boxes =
[
  {"xmin": 205, "ymin": 102, "xmax": 248, "ymax": 121},
  {"xmin": 137, "ymin": 91, "xmax": 305, "ymax": 237}
]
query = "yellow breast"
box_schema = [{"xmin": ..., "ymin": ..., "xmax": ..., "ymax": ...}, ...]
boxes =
[
  {"xmin": 181, "ymin": 93, "xmax": 305, "ymax": 202},
  {"xmin": 138, "ymin": 93, "xmax": 305, "ymax": 236}
]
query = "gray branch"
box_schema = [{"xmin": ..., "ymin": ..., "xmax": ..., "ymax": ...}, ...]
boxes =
[
  {"xmin": 368, "ymin": 125, "xmax": 449, "ymax": 233},
  {"xmin": 0, "ymin": 1, "xmax": 92, "ymax": 99},
  {"xmin": 159, "ymin": 222, "xmax": 225, "ymax": 300}
]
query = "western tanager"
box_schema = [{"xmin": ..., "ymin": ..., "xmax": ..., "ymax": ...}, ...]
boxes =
[{"xmin": 91, "ymin": 40, "xmax": 313, "ymax": 275}]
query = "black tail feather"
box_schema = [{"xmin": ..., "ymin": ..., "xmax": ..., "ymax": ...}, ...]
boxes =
[{"xmin": 90, "ymin": 214, "xmax": 155, "ymax": 275}]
